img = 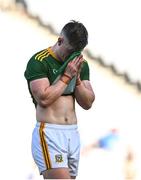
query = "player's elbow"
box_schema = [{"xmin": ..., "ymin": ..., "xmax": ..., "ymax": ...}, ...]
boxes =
[
  {"xmin": 82, "ymin": 102, "xmax": 92, "ymax": 110},
  {"xmin": 37, "ymin": 93, "xmax": 50, "ymax": 108},
  {"xmin": 80, "ymin": 100, "xmax": 93, "ymax": 110},
  {"xmin": 84, "ymin": 95, "xmax": 95, "ymax": 110},
  {"xmin": 39, "ymin": 99, "xmax": 48, "ymax": 108},
  {"xmin": 38, "ymin": 96, "xmax": 52, "ymax": 108}
]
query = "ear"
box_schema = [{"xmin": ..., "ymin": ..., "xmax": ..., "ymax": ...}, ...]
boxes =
[
  {"xmin": 58, "ymin": 37, "xmax": 61, "ymax": 46},
  {"xmin": 58, "ymin": 37, "xmax": 63, "ymax": 46}
]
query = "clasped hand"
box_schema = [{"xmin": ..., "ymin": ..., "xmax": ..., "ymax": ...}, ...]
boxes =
[{"xmin": 64, "ymin": 55, "xmax": 84, "ymax": 79}]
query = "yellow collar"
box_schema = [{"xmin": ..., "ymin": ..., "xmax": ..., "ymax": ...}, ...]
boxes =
[{"xmin": 47, "ymin": 47, "xmax": 58, "ymax": 60}]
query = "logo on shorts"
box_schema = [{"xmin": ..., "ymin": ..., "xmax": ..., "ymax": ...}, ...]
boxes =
[{"xmin": 55, "ymin": 154, "xmax": 63, "ymax": 163}]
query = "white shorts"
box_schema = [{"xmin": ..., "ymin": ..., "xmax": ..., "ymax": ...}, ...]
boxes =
[{"xmin": 32, "ymin": 122, "xmax": 80, "ymax": 177}]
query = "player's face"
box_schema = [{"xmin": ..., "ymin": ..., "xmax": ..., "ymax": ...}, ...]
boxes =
[{"xmin": 57, "ymin": 36, "xmax": 74, "ymax": 60}]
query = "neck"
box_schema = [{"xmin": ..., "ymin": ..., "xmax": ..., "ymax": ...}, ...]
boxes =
[{"xmin": 51, "ymin": 45, "xmax": 66, "ymax": 61}]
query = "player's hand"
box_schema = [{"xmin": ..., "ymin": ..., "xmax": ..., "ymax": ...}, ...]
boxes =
[{"xmin": 64, "ymin": 55, "xmax": 84, "ymax": 78}]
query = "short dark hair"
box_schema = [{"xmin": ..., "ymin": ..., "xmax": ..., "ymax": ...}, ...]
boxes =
[{"xmin": 61, "ymin": 20, "xmax": 88, "ymax": 51}]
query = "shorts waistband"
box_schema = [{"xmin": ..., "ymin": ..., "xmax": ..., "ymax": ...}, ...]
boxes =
[{"xmin": 36, "ymin": 122, "xmax": 78, "ymax": 130}]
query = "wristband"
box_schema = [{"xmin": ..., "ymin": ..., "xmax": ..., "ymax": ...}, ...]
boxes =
[
  {"xmin": 60, "ymin": 73, "xmax": 72, "ymax": 85},
  {"xmin": 76, "ymin": 77, "xmax": 81, "ymax": 86},
  {"xmin": 63, "ymin": 73, "xmax": 72, "ymax": 80}
]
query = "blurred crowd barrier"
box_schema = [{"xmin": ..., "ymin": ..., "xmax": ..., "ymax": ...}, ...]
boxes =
[
  {"xmin": 0, "ymin": 0, "xmax": 26, "ymax": 11},
  {"xmin": 0, "ymin": 0, "xmax": 14, "ymax": 8}
]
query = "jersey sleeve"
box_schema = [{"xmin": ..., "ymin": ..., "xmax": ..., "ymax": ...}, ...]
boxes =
[
  {"xmin": 80, "ymin": 60, "xmax": 90, "ymax": 80},
  {"xmin": 24, "ymin": 55, "xmax": 48, "ymax": 82}
]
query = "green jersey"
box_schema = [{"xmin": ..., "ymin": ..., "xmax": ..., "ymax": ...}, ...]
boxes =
[{"xmin": 24, "ymin": 47, "xmax": 90, "ymax": 106}]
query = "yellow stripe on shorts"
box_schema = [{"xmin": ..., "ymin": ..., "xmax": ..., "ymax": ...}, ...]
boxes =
[{"xmin": 39, "ymin": 122, "xmax": 52, "ymax": 169}]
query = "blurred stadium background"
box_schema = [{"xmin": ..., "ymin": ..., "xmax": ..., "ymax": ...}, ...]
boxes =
[{"xmin": 0, "ymin": 0, "xmax": 141, "ymax": 179}]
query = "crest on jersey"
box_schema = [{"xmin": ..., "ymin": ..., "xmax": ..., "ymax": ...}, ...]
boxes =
[{"xmin": 53, "ymin": 69, "xmax": 58, "ymax": 74}]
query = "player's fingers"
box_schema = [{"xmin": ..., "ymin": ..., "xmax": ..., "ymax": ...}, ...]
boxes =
[
  {"xmin": 73, "ymin": 55, "xmax": 83, "ymax": 65},
  {"xmin": 77, "ymin": 61, "xmax": 83, "ymax": 73},
  {"xmin": 76, "ymin": 56, "xmax": 84, "ymax": 68}
]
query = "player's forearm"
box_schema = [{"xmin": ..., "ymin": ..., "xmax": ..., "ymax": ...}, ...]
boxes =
[
  {"xmin": 36, "ymin": 74, "xmax": 72, "ymax": 107},
  {"xmin": 37, "ymin": 80, "xmax": 67, "ymax": 107},
  {"xmin": 75, "ymin": 83, "xmax": 95, "ymax": 110}
]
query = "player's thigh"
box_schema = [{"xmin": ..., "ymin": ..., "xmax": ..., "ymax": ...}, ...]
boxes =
[{"xmin": 42, "ymin": 168, "xmax": 71, "ymax": 179}]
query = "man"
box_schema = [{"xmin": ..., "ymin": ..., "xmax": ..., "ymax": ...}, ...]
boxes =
[
  {"xmin": 82, "ymin": 128, "xmax": 120, "ymax": 155},
  {"xmin": 24, "ymin": 20, "xmax": 95, "ymax": 179}
]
